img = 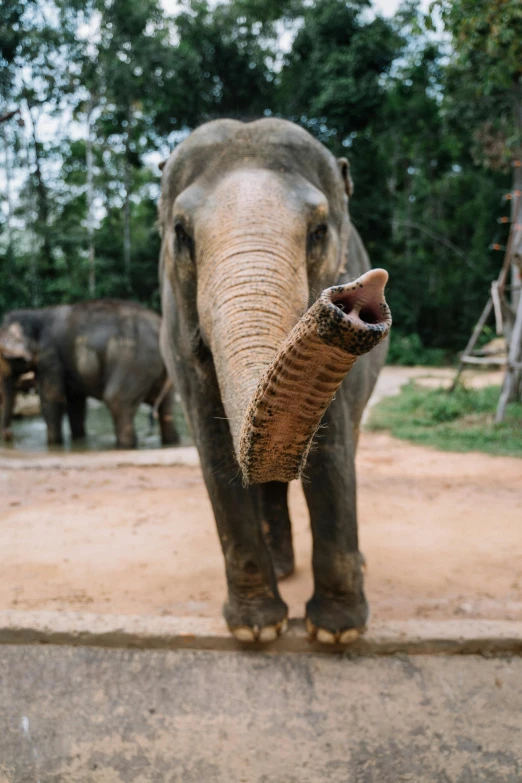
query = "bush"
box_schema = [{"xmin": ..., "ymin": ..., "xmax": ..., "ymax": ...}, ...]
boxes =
[{"xmin": 386, "ymin": 332, "xmax": 448, "ymax": 367}]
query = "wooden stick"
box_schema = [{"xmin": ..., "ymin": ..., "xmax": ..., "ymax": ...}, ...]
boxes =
[
  {"xmin": 496, "ymin": 292, "xmax": 522, "ymax": 421},
  {"xmin": 491, "ymin": 281, "xmax": 503, "ymax": 335},
  {"xmin": 460, "ymin": 356, "xmax": 507, "ymax": 366},
  {"xmin": 450, "ymin": 297, "xmax": 493, "ymax": 390}
]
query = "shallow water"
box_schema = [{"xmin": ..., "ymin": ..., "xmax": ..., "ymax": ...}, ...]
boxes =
[{"xmin": 5, "ymin": 397, "xmax": 192, "ymax": 453}]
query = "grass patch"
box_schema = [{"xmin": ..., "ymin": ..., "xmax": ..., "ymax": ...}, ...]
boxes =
[{"xmin": 367, "ymin": 382, "xmax": 522, "ymax": 458}]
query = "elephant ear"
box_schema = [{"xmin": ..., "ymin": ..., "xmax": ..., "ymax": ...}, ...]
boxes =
[{"xmin": 337, "ymin": 157, "xmax": 354, "ymax": 198}]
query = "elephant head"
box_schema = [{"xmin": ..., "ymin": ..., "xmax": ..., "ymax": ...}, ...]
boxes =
[
  {"xmin": 159, "ymin": 119, "xmax": 391, "ymax": 483},
  {"xmin": 0, "ymin": 321, "xmax": 34, "ymax": 365}
]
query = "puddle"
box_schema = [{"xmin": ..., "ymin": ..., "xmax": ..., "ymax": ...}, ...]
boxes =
[{"xmin": 3, "ymin": 397, "xmax": 192, "ymax": 452}]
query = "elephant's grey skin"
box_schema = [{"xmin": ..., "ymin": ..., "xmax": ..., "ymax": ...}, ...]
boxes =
[
  {"xmin": 0, "ymin": 300, "xmax": 179, "ymax": 448},
  {"xmin": 159, "ymin": 118, "xmax": 388, "ymax": 640}
]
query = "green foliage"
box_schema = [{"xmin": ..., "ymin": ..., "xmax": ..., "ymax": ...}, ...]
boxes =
[
  {"xmin": 0, "ymin": 0, "xmax": 517, "ymax": 359},
  {"xmin": 0, "ymin": 0, "xmax": 33, "ymax": 99},
  {"xmin": 432, "ymin": 0, "xmax": 522, "ymax": 91},
  {"xmin": 276, "ymin": 0, "xmax": 402, "ymax": 239},
  {"xmin": 368, "ymin": 382, "xmax": 522, "ymax": 457},
  {"xmin": 372, "ymin": 39, "xmax": 508, "ymax": 351},
  {"xmin": 432, "ymin": 0, "xmax": 522, "ymax": 170},
  {"xmin": 153, "ymin": 0, "xmax": 280, "ymax": 131},
  {"xmin": 386, "ymin": 332, "xmax": 447, "ymax": 366},
  {"xmin": 275, "ymin": 0, "xmax": 403, "ymax": 332},
  {"xmin": 278, "ymin": 0, "xmax": 401, "ymax": 140}
]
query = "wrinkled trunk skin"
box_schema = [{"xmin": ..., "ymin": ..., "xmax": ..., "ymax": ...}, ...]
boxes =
[
  {"xmin": 197, "ymin": 171, "xmax": 309, "ymax": 463},
  {"xmin": 240, "ymin": 269, "xmax": 391, "ymax": 484}
]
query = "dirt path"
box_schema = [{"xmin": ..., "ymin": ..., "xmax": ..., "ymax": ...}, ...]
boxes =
[{"xmin": 1, "ymin": 425, "xmax": 520, "ymax": 623}]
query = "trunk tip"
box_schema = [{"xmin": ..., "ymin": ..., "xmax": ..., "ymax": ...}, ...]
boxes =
[{"xmin": 358, "ymin": 267, "xmax": 388, "ymax": 292}]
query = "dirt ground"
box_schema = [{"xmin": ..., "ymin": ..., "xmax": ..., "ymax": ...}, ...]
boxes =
[{"xmin": 1, "ymin": 404, "xmax": 521, "ymax": 624}]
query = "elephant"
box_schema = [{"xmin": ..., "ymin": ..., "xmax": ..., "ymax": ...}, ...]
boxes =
[
  {"xmin": 0, "ymin": 300, "xmax": 180, "ymax": 448},
  {"xmin": 158, "ymin": 118, "xmax": 391, "ymax": 644}
]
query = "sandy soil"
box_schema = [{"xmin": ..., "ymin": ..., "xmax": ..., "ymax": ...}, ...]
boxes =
[{"xmin": 1, "ymin": 428, "xmax": 520, "ymax": 623}]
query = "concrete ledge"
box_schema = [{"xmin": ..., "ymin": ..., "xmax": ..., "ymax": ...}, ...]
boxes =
[
  {"xmin": 0, "ymin": 446, "xmax": 200, "ymax": 470},
  {"xmin": 0, "ymin": 611, "xmax": 520, "ymax": 655}
]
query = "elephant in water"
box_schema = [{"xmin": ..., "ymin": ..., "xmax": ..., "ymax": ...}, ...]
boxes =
[
  {"xmin": 0, "ymin": 300, "xmax": 179, "ymax": 449},
  {"xmin": 158, "ymin": 119, "xmax": 391, "ymax": 644}
]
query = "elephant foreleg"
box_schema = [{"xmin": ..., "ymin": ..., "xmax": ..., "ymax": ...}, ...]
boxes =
[
  {"xmin": 1, "ymin": 375, "xmax": 15, "ymax": 441},
  {"xmin": 181, "ymin": 375, "xmax": 288, "ymax": 641},
  {"xmin": 258, "ymin": 482, "xmax": 294, "ymax": 580},
  {"xmin": 105, "ymin": 398, "xmax": 138, "ymax": 449},
  {"xmin": 67, "ymin": 394, "xmax": 87, "ymax": 440},
  {"xmin": 302, "ymin": 387, "xmax": 368, "ymax": 644},
  {"xmin": 38, "ymin": 353, "xmax": 68, "ymax": 445},
  {"xmin": 40, "ymin": 395, "xmax": 66, "ymax": 446},
  {"xmin": 156, "ymin": 383, "xmax": 180, "ymax": 446}
]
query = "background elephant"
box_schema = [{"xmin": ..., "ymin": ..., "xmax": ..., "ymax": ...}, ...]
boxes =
[
  {"xmin": 0, "ymin": 300, "xmax": 179, "ymax": 448},
  {"xmin": 159, "ymin": 118, "xmax": 391, "ymax": 643}
]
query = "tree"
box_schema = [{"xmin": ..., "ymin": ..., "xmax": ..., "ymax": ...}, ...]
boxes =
[
  {"xmin": 374, "ymin": 32, "xmax": 506, "ymax": 353},
  {"xmin": 150, "ymin": 0, "xmax": 283, "ymax": 134},
  {"xmin": 0, "ymin": 0, "xmax": 516, "ymax": 368},
  {"xmin": 433, "ymin": 0, "xmax": 522, "ymax": 274},
  {"xmin": 276, "ymin": 0, "xmax": 402, "ymax": 274},
  {"xmin": 2, "ymin": 0, "xmax": 81, "ymax": 302},
  {"xmin": 0, "ymin": 0, "xmax": 32, "ymax": 102},
  {"xmin": 434, "ymin": 0, "xmax": 522, "ymax": 389}
]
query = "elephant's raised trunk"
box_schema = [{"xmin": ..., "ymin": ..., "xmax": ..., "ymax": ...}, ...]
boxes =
[
  {"xmin": 200, "ymin": 242, "xmax": 308, "ymax": 464},
  {"xmin": 197, "ymin": 171, "xmax": 310, "ymax": 469},
  {"xmin": 238, "ymin": 268, "xmax": 391, "ymax": 483}
]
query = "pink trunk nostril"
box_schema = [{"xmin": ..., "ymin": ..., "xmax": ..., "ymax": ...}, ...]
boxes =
[
  {"xmin": 329, "ymin": 268, "xmax": 389, "ymax": 327},
  {"xmin": 331, "ymin": 292, "xmax": 356, "ymax": 315},
  {"xmin": 331, "ymin": 295, "xmax": 383, "ymax": 324},
  {"xmin": 358, "ymin": 306, "xmax": 382, "ymax": 325}
]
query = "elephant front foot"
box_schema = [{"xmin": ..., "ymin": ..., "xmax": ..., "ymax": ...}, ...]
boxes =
[
  {"xmin": 2, "ymin": 428, "xmax": 13, "ymax": 442},
  {"xmin": 224, "ymin": 593, "xmax": 288, "ymax": 643},
  {"xmin": 305, "ymin": 593, "xmax": 368, "ymax": 644},
  {"xmin": 306, "ymin": 550, "xmax": 368, "ymax": 644}
]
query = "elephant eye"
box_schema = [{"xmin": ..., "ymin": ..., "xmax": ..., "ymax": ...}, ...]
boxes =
[
  {"xmin": 174, "ymin": 221, "xmax": 194, "ymax": 256},
  {"xmin": 308, "ymin": 224, "xmax": 328, "ymax": 256},
  {"xmin": 175, "ymin": 222, "xmax": 188, "ymax": 243},
  {"xmin": 309, "ymin": 223, "xmax": 328, "ymax": 243}
]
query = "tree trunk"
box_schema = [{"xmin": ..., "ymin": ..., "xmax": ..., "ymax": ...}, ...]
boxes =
[
  {"xmin": 86, "ymin": 95, "xmax": 95, "ymax": 297},
  {"xmin": 27, "ymin": 102, "xmax": 53, "ymax": 293},
  {"xmin": 508, "ymin": 86, "xmax": 522, "ymax": 400},
  {"xmin": 123, "ymin": 104, "xmax": 132, "ymax": 289},
  {"xmin": 1, "ymin": 129, "xmax": 14, "ymax": 264},
  {"xmin": 511, "ymin": 163, "xmax": 522, "ymax": 309}
]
